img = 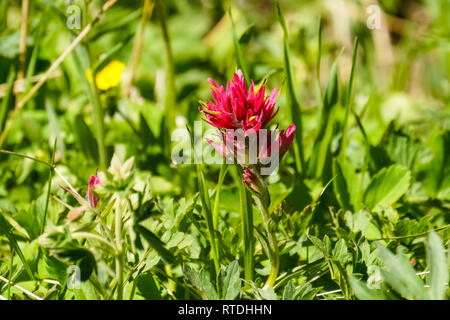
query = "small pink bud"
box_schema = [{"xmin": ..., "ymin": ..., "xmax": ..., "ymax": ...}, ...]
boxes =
[
  {"xmin": 243, "ymin": 168, "xmax": 264, "ymax": 195},
  {"xmin": 88, "ymin": 170, "xmax": 101, "ymax": 208},
  {"xmin": 278, "ymin": 124, "xmax": 296, "ymax": 159}
]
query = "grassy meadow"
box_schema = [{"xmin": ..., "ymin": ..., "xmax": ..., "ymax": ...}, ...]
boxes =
[{"xmin": 0, "ymin": 0, "xmax": 449, "ymax": 300}]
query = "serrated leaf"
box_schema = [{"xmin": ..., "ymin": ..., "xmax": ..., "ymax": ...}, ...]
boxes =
[{"xmin": 333, "ymin": 239, "xmax": 351, "ymax": 265}]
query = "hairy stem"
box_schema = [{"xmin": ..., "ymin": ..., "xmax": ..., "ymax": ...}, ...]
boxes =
[
  {"xmin": 239, "ymin": 174, "xmax": 254, "ymax": 285},
  {"xmin": 248, "ymin": 170, "xmax": 279, "ymax": 288},
  {"xmin": 114, "ymin": 199, "xmax": 124, "ymax": 300}
]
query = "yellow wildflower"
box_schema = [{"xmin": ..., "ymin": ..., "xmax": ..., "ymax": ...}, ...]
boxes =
[{"xmin": 85, "ymin": 60, "xmax": 125, "ymax": 91}]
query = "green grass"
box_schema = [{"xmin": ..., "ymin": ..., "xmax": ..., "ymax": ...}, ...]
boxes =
[{"xmin": 0, "ymin": 0, "xmax": 448, "ymax": 300}]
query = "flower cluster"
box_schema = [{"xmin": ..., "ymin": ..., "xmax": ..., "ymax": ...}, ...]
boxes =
[
  {"xmin": 200, "ymin": 70, "xmax": 295, "ymax": 181},
  {"xmin": 200, "ymin": 70, "xmax": 279, "ymax": 133}
]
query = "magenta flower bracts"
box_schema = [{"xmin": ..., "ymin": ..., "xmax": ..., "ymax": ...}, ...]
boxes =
[
  {"xmin": 88, "ymin": 170, "xmax": 101, "ymax": 208},
  {"xmin": 200, "ymin": 69, "xmax": 279, "ymax": 133},
  {"xmin": 206, "ymin": 124, "xmax": 296, "ymax": 165},
  {"xmin": 200, "ymin": 69, "xmax": 296, "ymax": 174}
]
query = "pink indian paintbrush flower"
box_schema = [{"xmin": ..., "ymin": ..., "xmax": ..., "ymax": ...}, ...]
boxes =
[
  {"xmin": 88, "ymin": 170, "xmax": 101, "ymax": 208},
  {"xmin": 199, "ymin": 69, "xmax": 279, "ymax": 133},
  {"xmin": 206, "ymin": 124, "xmax": 296, "ymax": 166}
]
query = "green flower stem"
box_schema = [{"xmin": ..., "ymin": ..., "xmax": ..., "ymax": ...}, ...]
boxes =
[
  {"xmin": 254, "ymin": 195, "xmax": 279, "ymax": 289},
  {"xmin": 213, "ymin": 163, "xmax": 227, "ymax": 230},
  {"xmin": 239, "ymin": 176, "xmax": 254, "ymax": 285},
  {"xmin": 249, "ymin": 171, "xmax": 279, "ymax": 289},
  {"xmin": 196, "ymin": 164, "xmax": 220, "ymax": 274},
  {"xmin": 114, "ymin": 199, "xmax": 124, "ymax": 300}
]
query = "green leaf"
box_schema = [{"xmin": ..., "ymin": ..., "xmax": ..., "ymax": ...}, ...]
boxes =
[
  {"xmin": 276, "ymin": 1, "xmax": 305, "ymax": 173},
  {"xmin": 237, "ymin": 166, "xmax": 254, "ymax": 283},
  {"xmin": 229, "ymin": 7, "xmax": 248, "ymax": 80},
  {"xmin": 220, "ymin": 260, "xmax": 241, "ymax": 300},
  {"xmin": 332, "ymin": 239, "xmax": 351, "ymax": 265},
  {"xmin": 308, "ymin": 56, "xmax": 340, "ymax": 179},
  {"xmin": 427, "ymin": 231, "xmax": 448, "ymax": 300},
  {"xmin": 136, "ymin": 271, "xmax": 161, "ymax": 300},
  {"xmin": 377, "ymin": 245, "xmax": 428, "ymax": 300},
  {"xmin": 139, "ymin": 113, "xmax": 157, "ymax": 145},
  {"xmin": 0, "ymin": 212, "xmax": 35, "ymax": 280},
  {"xmin": 349, "ymin": 275, "xmax": 387, "ymax": 300},
  {"xmin": 135, "ymin": 225, "xmax": 176, "ymax": 264},
  {"xmin": 92, "ymin": 33, "xmax": 134, "ymax": 75},
  {"xmin": 420, "ymin": 132, "xmax": 450, "ymax": 200},
  {"xmin": 339, "ymin": 37, "xmax": 359, "ymax": 161},
  {"xmin": 363, "ymin": 164, "xmax": 411, "ymax": 209},
  {"xmin": 257, "ymin": 286, "xmax": 278, "ymax": 300},
  {"xmin": 282, "ymin": 280, "xmax": 296, "ymax": 300},
  {"xmin": 183, "ymin": 265, "xmax": 218, "ymax": 300},
  {"xmin": 332, "ymin": 159, "xmax": 353, "ymax": 212},
  {"xmin": 347, "ymin": 210, "xmax": 382, "ymax": 240},
  {"xmin": 73, "ymin": 114, "xmax": 99, "ymax": 162},
  {"xmin": 59, "ymin": 248, "xmax": 96, "ymax": 281},
  {"xmin": 238, "ymin": 24, "xmax": 255, "ymax": 44}
]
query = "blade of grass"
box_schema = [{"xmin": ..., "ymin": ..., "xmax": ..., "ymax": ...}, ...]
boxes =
[
  {"xmin": 196, "ymin": 163, "xmax": 220, "ymax": 274},
  {"xmin": 155, "ymin": 0, "xmax": 176, "ymax": 156},
  {"xmin": 72, "ymin": 46, "xmax": 107, "ymax": 169},
  {"xmin": 276, "ymin": 2, "xmax": 306, "ymax": 175},
  {"xmin": 339, "ymin": 37, "xmax": 359, "ymax": 162},
  {"xmin": 41, "ymin": 138, "xmax": 57, "ymax": 234},
  {"xmin": 134, "ymin": 225, "xmax": 176, "ymax": 264},
  {"xmin": 236, "ymin": 166, "xmax": 254, "ymax": 284},
  {"xmin": 92, "ymin": 32, "xmax": 134, "ymax": 75},
  {"xmin": 0, "ymin": 215, "xmax": 35, "ymax": 280},
  {"xmin": 0, "ymin": 67, "xmax": 16, "ymax": 132},
  {"xmin": 0, "ymin": 149, "xmax": 53, "ymax": 168},
  {"xmin": 7, "ymin": 244, "xmax": 14, "ymax": 299},
  {"xmin": 315, "ymin": 17, "xmax": 323, "ymax": 109},
  {"xmin": 123, "ymin": 0, "xmax": 155, "ymax": 96},
  {"xmin": 213, "ymin": 163, "xmax": 227, "ymax": 229},
  {"xmin": 229, "ymin": 7, "xmax": 249, "ymax": 81},
  {"xmin": 22, "ymin": 23, "xmax": 43, "ymax": 111},
  {"xmin": 307, "ymin": 53, "xmax": 341, "ymax": 179},
  {"xmin": 187, "ymin": 124, "xmax": 220, "ymax": 273}
]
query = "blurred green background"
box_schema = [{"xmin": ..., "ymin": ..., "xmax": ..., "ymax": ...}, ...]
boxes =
[{"xmin": 0, "ymin": 0, "xmax": 448, "ymax": 300}]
